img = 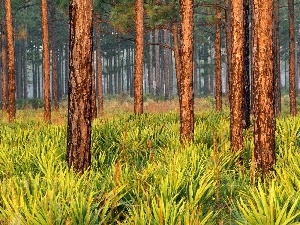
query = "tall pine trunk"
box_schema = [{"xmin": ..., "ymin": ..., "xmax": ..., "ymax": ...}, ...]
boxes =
[
  {"xmin": 67, "ymin": 0, "xmax": 93, "ymax": 172},
  {"xmin": 252, "ymin": 0, "xmax": 276, "ymax": 176},
  {"xmin": 274, "ymin": 0, "xmax": 281, "ymax": 115},
  {"xmin": 5, "ymin": 0, "xmax": 16, "ymax": 122},
  {"xmin": 179, "ymin": 0, "xmax": 194, "ymax": 143},
  {"xmin": 230, "ymin": 0, "xmax": 244, "ymax": 152},
  {"xmin": 133, "ymin": 0, "xmax": 144, "ymax": 114},
  {"xmin": 1, "ymin": 21, "xmax": 8, "ymax": 112},
  {"xmin": 41, "ymin": 0, "xmax": 51, "ymax": 122}
]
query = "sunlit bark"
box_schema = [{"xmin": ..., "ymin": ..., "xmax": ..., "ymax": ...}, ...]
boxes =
[
  {"xmin": 252, "ymin": 0, "xmax": 276, "ymax": 176},
  {"xmin": 133, "ymin": 0, "xmax": 144, "ymax": 114},
  {"xmin": 179, "ymin": 0, "xmax": 194, "ymax": 143},
  {"xmin": 67, "ymin": 0, "xmax": 93, "ymax": 172}
]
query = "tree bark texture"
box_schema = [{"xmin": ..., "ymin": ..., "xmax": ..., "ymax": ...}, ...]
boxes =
[
  {"xmin": 5, "ymin": 0, "xmax": 16, "ymax": 122},
  {"xmin": 230, "ymin": 0, "xmax": 244, "ymax": 152},
  {"xmin": 67, "ymin": 0, "xmax": 93, "ymax": 172},
  {"xmin": 133, "ymin": 0, "xmax": 144, "ymax": 114},
  {"xmin": 41, "ymin": 0, "xmax": 51, "ymax": 122},
  {"xmin": 215, "ymin": 2, "xmax": 222, "ymax": 112},
  {"xmin": 1, "ymin": 22, "xmax": 8, "ymax": 112},
  {"xmin": 288, "ymin": 0, "xmax": 297, "ymax": 116},
  {"xmin": 252, "ymin": 0, "xmax": 276, "ymax": 176},
  {"xmin": 179, "ymin": 0, "xmax": 194, "ymax": 143}
]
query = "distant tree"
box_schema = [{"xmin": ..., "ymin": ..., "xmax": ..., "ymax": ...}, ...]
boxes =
[
  {"xmin": 274, "ymin": 0, "xmax": 281, "ymax": 115},
  {"xmin": 41, "ymin": 0, "xmax": 51, "ymax": 122},
  {"xmin": 215, "ymin": 0, "xmax": 222, "ymax": 112},
  {"xmin": 5, "ymin": 0, "xmax": 16, "ymax": 122},
  {"xmin": 179, "ymin": 0, "xmax": 194, "ymax": 143},
  {"xmin": 230, "ymin": 0, "xmax": 244, "ymax": 152},
  {"xmin": 133, "ymin": 0, "xmax": 144, "ymax": 114},
  {"xmin": 252, "ymin": 0, "xmax": 276, "ymax": 176},
  {"xmin": 66, "ymin": 0, "xmax": 93, "ymax": 172},
  {"xmin": 288, "ymin": 0, "xmax": 297, "ymax": 116}
]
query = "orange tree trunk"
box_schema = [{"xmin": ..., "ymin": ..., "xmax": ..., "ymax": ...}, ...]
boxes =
[
  {"xmin": 179, "ymin": 0, "xmax": 194, "ymax": 143},
  {"xmin": 67, "ymin": 0, "xmax": 93, "ymax": 173},
  {"xmin": 41, "ymin": 0, "xmax": 51, "ymax": 122},
  {"xmin": 1, "ymin": 21, "xmax": 8, "ymax": 112},
  {"xmin": 230, "ymin": 0, "xmax": 244, "ymax": 152},
  {"xmin": 5, "ymin": 0, "xmax": 16, "ymax": 122},
  {"xmin": 252, "ymin": 0, "xmax": 276, "ymax": 176},
  {"xmin": 133, "ymin": 0, "xmax": 144, "ymax": 114}
]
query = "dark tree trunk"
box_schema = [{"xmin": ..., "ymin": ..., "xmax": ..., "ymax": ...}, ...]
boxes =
[
  {"xmin": 274, "ymin": 0, "xmax": 281, "ymax": 115},
  {"xmin": 5, "ymin": 0, "xmax": 16, "ymax": 122},
  {"xmin": 288, "ymin": 0, "xmax": 297, "ymax": 116},
  {"xmin": 95, "ymin": 21, "xmax": 104, "ymax": 116},
  {"xmin": 252, "ymin": 0, "xmax": 276, "ymax": 176},
  {"xmin": 67, "ymin": 0, "xmax": 93, "ymax": 173},
  {"xmin": 215, "ymin": 2, "xmax": 222, "ymax": 112},
  {"xmin": 41, "ymin": 0, "xmax": 51, "ymax": 122},
  {"xmin": 133, "ymin": 0, "xmax": 144, "ymax": 114},
  {"xmin": 230, "ymin": 0, "xmax": 244, "ymax": 152},
  {"xmin": 225, "ymin": 0, "xmax": 232, "ymax": 104},
  {"xmin": 149, "ymin": 30, "xmax": 154, "ymax": 96},
  {"xmin": 179, "ymin": 0, "xmax": 194, "ymax": 143},
  {"xmin": 172, "ymin": 22, "xmax": 181, "ymax": 99},
  {"xmin": 242, "ymin": 0, "xmax": 251, "ymax": 129},
  {"xmin": 51, "ymin": 6, "xmax": 59, "ymax": 111}
]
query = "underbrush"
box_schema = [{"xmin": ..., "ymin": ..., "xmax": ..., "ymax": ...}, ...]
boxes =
[{"xmin": 0, "ymin": 110, "xmax": 300, "ymax": 224}]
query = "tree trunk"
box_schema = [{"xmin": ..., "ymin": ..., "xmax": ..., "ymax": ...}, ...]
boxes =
[
  {"xmin": 41, "ymin": 0, "xmax": 51, "ymax": 122},
  {"xmin": 155, "ymin": 29, "xmax": 160, "ymax": 97},
  {"xmin": 95, "ymin": 21, "xmax": 104, "ymax": 116},
  {"xmin": 252, "ymin": 0, "xmax": 276, "ymax": 176},
  {"xmin": 149, "ymin": 31, "xmax": 154, "ymax": 96},
  {"xmin": 242, "ymin": 0, "xmax": 251, "ymax": 128},
  {"xmin": 5, "ymin": 0, "xmax": 16, "ymax": 122},
  {"xmin": 51, "ymin": 6, "xmax": 59, "ymax": 111},
  {"xmin": 215, "ymin": 2, "xmax": 222, "ymax": 112},
  {"xmin": 179, "ymin": 0, "xmax": 194, "ymax": 143},
  {"xmin": 172, "ymin": 22, "xmax": 181, "ymax": 99},
  {"xmin": 67, "ymin": 0, "xmax": 93, "ymax": 173},
  {"xmin": 288, "ymin": 0, "xmax": 297, "ymax": 116},
  {"xmin": 1, "ymin": 21, "xmax": 8, "ymax": 112},
  {"xmin": 230, "ymin": 0, "xmax": 244, "ymax": 152},
  {"xmin": 274, "ymin": 0, "xmax": 281, "ymax": 115},
  {"xmin": 133, "ymin": 0, "xmax": 144, "ymax": 114},
  {"xmin": 225, "ymin": 0, "xmax": 232, "ymax": 104}
]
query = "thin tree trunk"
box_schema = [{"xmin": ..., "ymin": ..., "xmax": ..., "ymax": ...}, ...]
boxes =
[
  {"xmin": 51, "ymin": 6, "xmax": 59, "ymax": 111},
  {"xmin": 215, "ymin": 1, "xmax": 222, "ymax": 112},
  {"xmin": 149, "ymin": 31, "xmax": 154, "ymax": 96},
  {"xmin": 225, "ymin": 0, "xmax": 232, "ymax": 104},
  {"xmin": 133, "ymin": 0, "xmax": 144, "ymax": 114},
  {"xmin": 230, "ymin": 0, "xmax": 244, "ymax": 152},
  {"xmin": 179, "ymin": 0, "xmax": 194, "ymax": 143},
  {"xmin": 252, "ymin": 0, "xmax": 276, "ymax": 176},
  {"xmin": 41, "ymin": 0, "xmax": 51, "ymax": 122},
  {"xmin": 67, "ymin": 0, "xmax": 93, "ymax": 173},
  {"xmin": 95, "ymin": 21, "xmax": 104, "ymax": 116},
  {"xmin": 5, "ymin": 0, "xmax": 16, "ymax": 122},
  {"xmin": 274, "ymin": 0, "xmax": 281, "ymax": 115},
  {"xmin": 155, "ymin": 29, "xmax": 160, "ymax": 97},
  {"xmin": 1, "ymin": 21, "xmax": 8, "ymax": 112},
  {"xmin": 172, "ymin": 22, "xmax": 181, "ymax": 99},
  {"xmin": 288, "ymin": 0, "xmax": 297, "ymax": 116}
]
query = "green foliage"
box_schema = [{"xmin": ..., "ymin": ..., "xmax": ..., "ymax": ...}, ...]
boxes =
[{"xmin": 0, "ymin": 111, "xmax": 300, "ymax": 224}]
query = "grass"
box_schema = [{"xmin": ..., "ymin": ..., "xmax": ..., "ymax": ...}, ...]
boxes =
[{"xmin": 0, "ymin": 97, "xmax": 300, "ymax": 224}]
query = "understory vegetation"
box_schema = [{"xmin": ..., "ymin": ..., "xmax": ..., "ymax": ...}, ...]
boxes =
[{"xmin": 0, "ymin": 98, "xmax": 300, "ymax": 224}]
